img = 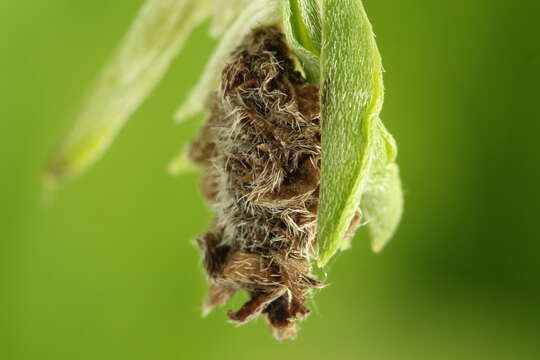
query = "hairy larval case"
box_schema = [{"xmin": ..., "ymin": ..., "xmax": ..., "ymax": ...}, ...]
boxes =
[{"xmin": 189, "ymin": 26, "xmax": 331, "ymax": 340}]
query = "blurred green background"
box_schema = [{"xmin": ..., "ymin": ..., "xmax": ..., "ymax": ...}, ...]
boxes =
[{"xmin": 2, "ymin": 1, "xmax": 540, "ymax": 359}]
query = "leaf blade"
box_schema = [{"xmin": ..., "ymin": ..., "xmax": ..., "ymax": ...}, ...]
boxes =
[
  {"xmin": 281, "ymin": 0, "xmax": 321, "ymax": 83},
  {"xmin": 46, "ymin": 0, "xmax": 212, "ymax": 185},
  {"xmin": 362, "ymin": 162, "xmax": 403, "ymax": 253},
  {"xmin": 317, "ymin": 0, "xmax": 401, "ymax": 266}
]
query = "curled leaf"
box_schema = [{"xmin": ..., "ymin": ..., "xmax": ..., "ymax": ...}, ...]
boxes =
[
  {"xmin": 316, "ymin": 0, "xmax": 402, "ymax": 266},
  {"xmin": 281, "ymin": 0, "xmax": 321, "ymax": 83},
  {"xmin": 45, "ymin": 0, "xmax": 212, "ymax": 185}
]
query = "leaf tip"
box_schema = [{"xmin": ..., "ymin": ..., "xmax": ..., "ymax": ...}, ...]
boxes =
[
  {"xmin": 40, "ymin": 163, "xmax": 63, "ymax": 206},
  {"xmin": 167, "ymin": 147, "xmax": 197, "ymax": 176},
  {"xmin": 174, "ymin": 103, "xmax": 200, "ymax": 124},
  {"xmin": 371, "ymin": 240, "xmax": 386, "ymax": 254},
  {"xmin": 43, "ymin": 152, "xmax": 71, "ymax": 188}
]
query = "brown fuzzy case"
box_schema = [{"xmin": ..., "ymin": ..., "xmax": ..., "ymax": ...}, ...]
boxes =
[{"xmin": 189, "ymin": 26, "xmax": 325, "ymax": 340}]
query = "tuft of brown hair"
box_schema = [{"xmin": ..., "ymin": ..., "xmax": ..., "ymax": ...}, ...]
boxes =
[{"xmin": 189, "ymin": 25, "xmax": 325, "ymax": 340}]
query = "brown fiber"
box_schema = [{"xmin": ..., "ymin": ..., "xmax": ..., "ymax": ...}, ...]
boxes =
[{"xmin": 190, "ymin": 26, "xmax": 324, "ymax": 340}]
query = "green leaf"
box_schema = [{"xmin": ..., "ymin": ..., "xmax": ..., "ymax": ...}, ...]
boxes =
[
  {"xmin": 45, "ymin": 0, "xmax": 212, "ymax": 185},
  {"xmin": 281, "ymin": 0, "xmax": 321, "ymax": 83},
  {"xmin": 316, "ymin": 0, "xmax": 402, "ymax": 266},
  {"xmin": 362, "ymin": 161, "xmax": 403, "ymax": 253}
]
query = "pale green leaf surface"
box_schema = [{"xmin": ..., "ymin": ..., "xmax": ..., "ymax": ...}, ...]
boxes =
[
  {"xmin": 358, "ymin": 117, "xmax": 401, "ymax": 252},
  {"xmin": 174, "ymin": 0, "xmax": 280, "ymax": 123},
  {"xmin": 281, "ymin": 0, "xmax": 321, "ymax": 83},
  {"xmin": 295, "ymin": 0, "xmax": 322, "ymax": 51},
  {"xmin": 208, "ymin": 0, "xmax": 253, "ymax": 37},
  {"xmin": 45, "ymin": 0, "xmax": 212, "ymax": 185},
  {"xmin": 362, "ymin": 162, "xmax": 403, "ymax": 253},
  {"xmin": 317, "ymin": 0, "xmax": 402, "ymax": 266}
]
